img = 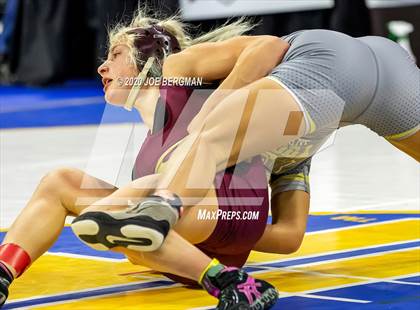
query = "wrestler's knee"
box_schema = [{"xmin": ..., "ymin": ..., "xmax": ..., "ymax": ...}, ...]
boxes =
[{"xmin": 38, "ymin": 167, "xmax": 83, "ymax": 197}]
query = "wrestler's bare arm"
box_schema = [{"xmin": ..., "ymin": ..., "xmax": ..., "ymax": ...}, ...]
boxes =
[
  {"xmin": 253, "ymin": 190, "xmax": 310, "ymax": 254},
  {"xmin": 163, "ymin": 36, "xmax": 289, "ymax": 131},
  {"xmin": 164, "ymin": 35, "xmax": 289, "ymax": 88}
]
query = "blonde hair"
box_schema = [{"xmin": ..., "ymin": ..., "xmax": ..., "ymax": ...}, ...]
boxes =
[{"xmin": 108, "ymin": 7, "xmax": 256, "ymax": 77}]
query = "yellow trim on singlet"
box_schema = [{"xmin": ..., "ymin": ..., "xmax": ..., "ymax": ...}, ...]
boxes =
[
  {"xmin": 278, "ymin": 173, "xmax": 310, "ymax": 184},
  {"xmin": 281, "ymin": 174, "xmax": 304, "ymax": 180},
  {"xmin": 385, "ymin": 125, "xmax": 419, "ymax": 141},
  {"xmin": 154, "ymin": 139, "xmax": 185, "ymax": 174},
  {"xmin": 306, "ymin": 112, "xmax": 317, "ymax": 134}
]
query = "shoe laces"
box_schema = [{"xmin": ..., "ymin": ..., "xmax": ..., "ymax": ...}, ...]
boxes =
[{"xmin": 237, "ymin": 276, "xmax": 262, "ymax": 304}]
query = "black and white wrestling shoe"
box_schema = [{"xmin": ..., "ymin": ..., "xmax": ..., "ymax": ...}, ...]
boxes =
[
  {"xmin": 0, "ymin": 264, "xmax": 12, "ymax": 308},
  {"xmin": 71, "ymin": 196, "xmax": 181, "ymax": 252},
  {"xmin": 0, "ymin": 277, "xmax": 9, "ymax": 308}
]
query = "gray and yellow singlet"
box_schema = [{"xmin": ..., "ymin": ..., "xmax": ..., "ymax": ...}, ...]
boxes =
[{"xmin": 265, "ymin": 29, "xmax": 419, "ymax": 196}]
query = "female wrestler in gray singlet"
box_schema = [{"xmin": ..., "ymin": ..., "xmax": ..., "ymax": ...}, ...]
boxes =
[{"xmin": 83, "ymin": 28, "xmax": 419, "ymax": 255}]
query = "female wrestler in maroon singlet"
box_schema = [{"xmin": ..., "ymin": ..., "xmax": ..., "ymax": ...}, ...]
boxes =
[
  {"xmin": 0, "ymin": 12, "xmax": 283, "ymax": 310},
  {"xmin": 130, "ymin": 83, "xmax": 269, "ymax": 279}
]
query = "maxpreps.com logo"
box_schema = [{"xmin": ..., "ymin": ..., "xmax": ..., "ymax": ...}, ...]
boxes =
[{"xmin": 197, "ymin": 209, "xmax": 260, "ymax": 221}]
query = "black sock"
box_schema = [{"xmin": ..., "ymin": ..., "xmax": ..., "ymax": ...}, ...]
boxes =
[{"xmin": 0, "ymin": 262, "xmax": 13, "ymax": 284}]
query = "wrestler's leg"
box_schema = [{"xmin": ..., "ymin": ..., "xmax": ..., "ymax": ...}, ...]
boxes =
[
  {"xmin": 386, "ymin": 130, "xmax": 420, "ymax": 162},
  {"xmin": 0, "ymin": 167, "xmax": 275, "ymax": 307},
  {"xmin": 0, "ymin": 168, "xmax": 119, "ymax": 305},
  {"xmin": 80, "ymin": 179, "xmax": 219, "ymax": 245},
  {"xmin": 1, "ymin": 168, "xmax": 117, "ymax": 270},
  {"xmin": 1, "ymin": 169, "xmax": 189, "ymax": 277},
  {"xmin": 72, "ymin": 173, "xmax": 218, "ymax": 280},
  {"xmin": 1, "ymin": 169, "xmax": 213, "ymax": 284},
  {"xmin": 156, "ymin": 77, "xmax": 306, "ymax": 204},
  {"xmin": 70, "ymin": 177, "xmax": 280, "ymax": 306},
  {"xmin": 120, "ymin": 230, "xmax": 211, "ymax": 281}
]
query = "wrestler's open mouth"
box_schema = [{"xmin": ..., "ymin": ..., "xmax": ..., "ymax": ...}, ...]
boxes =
[{"xmin": 102, "ymin": 78, "xmax": 113, "ymax": 91}]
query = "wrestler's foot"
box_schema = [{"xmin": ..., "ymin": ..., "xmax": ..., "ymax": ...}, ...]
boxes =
[
  {"xmin": 202, "ymin": 265, "xmax": 278, "ymax": 310},
  {"xmin": 71, "ymin": 196, "xmax": 180, "ymax": 252},
  {"xmin": 0, "ymin": 278, "xmax": 9, "ymax": 308}
]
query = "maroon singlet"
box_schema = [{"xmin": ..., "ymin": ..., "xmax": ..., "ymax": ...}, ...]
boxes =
[{"xmin": 132, "ymin": 84, "xmax": 269, "ymax": 277}]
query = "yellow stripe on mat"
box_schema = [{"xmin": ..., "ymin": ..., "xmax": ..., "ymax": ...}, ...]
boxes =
[{"xmin": 248, "ymin": 219, "xmax": 420, "ymax": 263}]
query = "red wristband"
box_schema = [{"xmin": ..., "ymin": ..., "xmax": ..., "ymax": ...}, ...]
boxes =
[{"xmin": 0, "ymin": 243, "xmax": 32, "ymax": 278}]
